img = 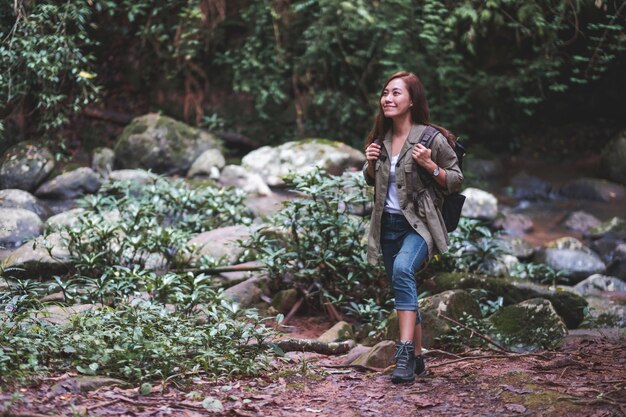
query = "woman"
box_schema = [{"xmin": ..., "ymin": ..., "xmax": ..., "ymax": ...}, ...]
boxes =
[{"xmin": 363, "ymin": 71, "xmax": 463, "ymax": 384}]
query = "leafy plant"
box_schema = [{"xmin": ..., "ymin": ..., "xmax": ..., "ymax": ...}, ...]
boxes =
[{"xmin": 509, "ymin": 261, "xmax": 568, "ymax": 287}]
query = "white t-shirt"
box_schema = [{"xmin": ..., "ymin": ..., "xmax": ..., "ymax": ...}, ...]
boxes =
[{"xmin": 384, "ymin": 155, "xmax": 402, "ymax": 214}]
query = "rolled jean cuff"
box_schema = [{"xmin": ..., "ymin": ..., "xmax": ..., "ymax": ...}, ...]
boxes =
[{"xmin": 395, "ymin": 306, "xmax": 422, "ymax": 325}]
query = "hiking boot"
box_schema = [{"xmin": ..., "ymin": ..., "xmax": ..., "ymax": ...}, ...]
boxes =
[
  {"xmin": 391, "ymin": 341, "xmax": 416, "ymax": 384},
  {"xmin": 415, "ymin": 354, "xmax": 427, "ymax": 376}
]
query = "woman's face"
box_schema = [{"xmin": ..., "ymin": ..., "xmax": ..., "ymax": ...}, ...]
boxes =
[{"xmin": 380, "ymin": 78, "xmax": 412, "ymax": 119}]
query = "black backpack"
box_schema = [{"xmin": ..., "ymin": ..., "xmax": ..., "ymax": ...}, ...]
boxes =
[{"xmin": 411, "ymin": 126, "xmax": 465, "ymax": 232}]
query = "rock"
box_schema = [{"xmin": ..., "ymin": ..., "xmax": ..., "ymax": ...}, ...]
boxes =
[
  {"xmin": 107, "ymin": 169, "xmax": 158, "ymax": 184},
  {"xmin": 35, "ymin": 304, "xmax": 99, "ymax": 326},
  {"xmin": 535, "ymin": 248, "xmax": 606, "ymax": 283},
  {"xmin": 589, "ymin": 236, "xmax": 620, "ymax": 264},
  {"xmin": 493, "ymin": 213, "xmax": 533, "ymax": 235},
  {"xmin": 221, "ymin": 275, "xmax": 269, "ymax": 308},
  {"xmin": 187, "ymin": 225, "xmax": 250, "ymax": 265},
  {"xmin": 481, "ymin": 254, "xmax": 520, "ymax": 277},
  {"xmin": 91, "ymin": 147, "xmax": 115, "ymax": 178},
  {"xmin": 607, "ymin": 243, "xmax": 626, "ymax": 280},
  {"xmin": 0, "ymin": 141, "xmax": 55, "ymax": 191},
  {"xmin": 460, "ymin": 188, "xmax": 498, "ymax": 220},
  {"xmin": 562, "ymin": 211, "xmax": 601, "ymax": 233},
  {"xmin": 0, "ymin": 189, "xmax": 47, "ymax": 217},
  {"xmin": 348, "ymin": 340, "xmax": 396, "ymax": 369},
  {"xmin": 509, "ymin": 171, "xmax": 552, "ymax": 201},
  {"xmin": 0, "ymin": 208, "xmax": 43, "ymax": 249},
  {"xmin": 500, "ymin": 238, "xmax": 535, "ymax": 259},
  {"xmin": 114, "ymin": 113, "xmax": 221, "ymax": 175},
  {"xmin": 600, "ymin": 129, "xmax": 626, "ymax": 185},
  {"xmin": 271, "ymin": 288, "xmax": 299, "ymax": 314},
  {"xmin": 1, "ymin": 232, "xmax": 71, "ymax": 279},
  {"xmin": 582, "ymin": 296, "xmax": 626, "ymax": 328},
  {"xmin": 489, "ymin": 298, "xmax": 568, "ymax": 351},
  {"xmin": 587, "ymin": 217, "xmax": 626, "ymax": 239},
  {"xmin": 545, "ymin": 237, "xmax": 593, "ymax": 253},
  {"xmin": 573, "ymin": 274, "xmax": 626, "ymax": 295},
  {"xmin": 187, "ymin": 149, "xmax": 226, "ymax": 178},
  {"xmin": 50, "ymin": 376, "xmax": 130, "ymax": 396},
  {"xmin": 241, "ymin": 139, "xmax": 365, "ymax": 187},
  {"xmin": 431, "ymin": 273, "xmax": 587, "ymax": 329},
  {"xmin": 560, "ymin": 177, "xmax": 625, "ymax": 202},
  {"xmin": 341, "ymin": 344, "xmax": 372, "ymax": 364},
  {"xmin": 317, "ymin": 321, "xmax": 355, "ymax": 343},
  {"xmin": 45, "ymin": 208, "xmax": 87, "ymax": 230},
  {"xmin": 219, "ymin": 165, "xmax": 272, "ymax": 196},
  {"xmin": 35, "ymin": 167, "xmax": 102, "ymax": 199},
  {"xmin": 464, "ymin": 157, "xmax": 503, "ymax": 179}
]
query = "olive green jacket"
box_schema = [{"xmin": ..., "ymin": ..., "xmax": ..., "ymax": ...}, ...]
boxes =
[{"xmin": 363, "ymin": 124, "xmax": 463, "ymax": 264}]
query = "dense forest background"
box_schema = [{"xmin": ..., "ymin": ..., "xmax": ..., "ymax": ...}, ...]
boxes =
[{"xmin": 1, "ymin": 0, "xmax": 625, "ymax": 159}]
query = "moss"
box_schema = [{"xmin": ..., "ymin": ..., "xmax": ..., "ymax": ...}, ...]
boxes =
[
  {"xmin": 588, "ymin": 217, "xmax": 626, "ymax": 236},
  {"xmin": 156, "ymin": 115, "xmax": 199, "ymax": 140}
]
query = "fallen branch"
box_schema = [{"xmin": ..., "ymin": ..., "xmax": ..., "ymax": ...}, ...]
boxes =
[
  {"xmin": 273, "ymin": 338, "xmax": 355, "ymax": 355},
  {"xmin": 438, "ymin": 313, "xmax": 510, "ymax": 353},
  {"xmin": 178, "ymin": 262, "xmax": 265, "ymax": 275}
]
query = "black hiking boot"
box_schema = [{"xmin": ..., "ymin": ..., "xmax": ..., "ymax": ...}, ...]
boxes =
[
  {"xmin": 415, "ymin": 354, "xmax": 427, "ymax": 376},
  {"xmin": 391, "ymin": 341, "xmax": 416, "ymax": 384}
]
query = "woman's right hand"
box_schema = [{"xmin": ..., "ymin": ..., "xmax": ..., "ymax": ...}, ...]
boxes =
[{"xmin": 365, "ymin": 142, "xmax": 381, "ymax": 161}]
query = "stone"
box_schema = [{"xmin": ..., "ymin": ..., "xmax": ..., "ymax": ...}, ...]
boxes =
[
  {"xmin": 341, "ymin": 344, "xmax": 372, "ymax": 364},
  {"xmin": 0, "ymin": 208, "xmax": 43, "ymax": 249},
  {"xmin": 0, "ymin": 141, "xmax": 55, "ymax": 191},
  {"xmin": 107, "ymin": 169, "xmax": 158, "ymax": 184},
  {"xmin": 50, "ymin": 376, "xmax": 130, "ymax": 396},
  {"xmin": 536, "ymin": 248, "xmax": 606, "ymax": 283},
  {"xmin": 271, "ymin": 288, "xmax": 299, "ymax": 314},
  {"xmin": 460, "ymin": 188, "xmax": 498, "ymax": 220},
  {"xmin": 35, "ymin": 304, "xmax": 99, "ymax": 326},
  {"xmin": 607, "ymin": 243, "xmax": 626, "ymax": 280},
  {"xmin": 317, "ymin": 321, "xmax": 355, "ymax": 343},
  {"xmin": 221, "ymin": 275, "xmax": 269, "ymax": 308},
  {"xmin": 509, "ymin": 171, "xmax": 552, "ymax": 201},
  {"xmin": 600, "ymin": 129, "xmax": 626, "ymax": 185},
  {"xmin": 582, "ymin": 296, "xmax": 626, "ymax": 328},
  {"xmin": 35, "ymin": 167, "xmax": 102, "ymax": 199},
  {"xmin": 573, "ymin": 274, "xmax": 626, "ymax": 295},
  {"xmin": 587, "ymin": 217, "xmax": 626, "ymax": 239},
  {"xmin": 562, "ymin": 211, "xmax": 601, "ymax": 233},
  {"xmin": 348, "ymin": 340, "xmax": 396, "ymax": 369},
  {"xmin": 187, "ymin": 149, "xmax": 226, "ymax": 178},
  {"xmin": 114, "ymin": 113, "xmax": 221, "ymax": 175},
  {"xmin": 500, "ymin": 238, "xmax": 535, "ymax": 259},
  {"xmin": 560, "ymin": 177, "xmax": 625, "ymax": 202},
  {"xmin": 91, "ymin": 147, "xmax": 115, "ymax": 178},
  {"xmin": 489, "ymin": 298, "xmax": 568, "ymax": 351},
  {"xmin": 481, "ymin": 254, "xmax": 520, "ymax": 277},
  {"xmin": 464, "ymin": 157, "xmax": 503, "ymax": 179},
  {"xmin": 187, "ymin": 225, "xmax": 250, "ymax": 265},
  {"xmin": 219, "ymin": 165, "xmax": 272, "ymax": 196},
  {"xmin": 241, "ymin": 139, "xmax": 365, "ymax": 187},
  {"xmin": 45, "ymin": 208, "xmax": 87, "ymax": 230},
  {"xmin": 493, "ymin": 213, "xmax": 533, "ymax": 235},
  {"xmin": 0, "ymin": 189, "xmax": 47, "ymax": 218},
  {"xmin": 544, "ymin": 237, "xmax": 593, "ymax": 253},
  {"xmin": 2, "ymin": 232, "xmax": 71, "ymax": 279}
]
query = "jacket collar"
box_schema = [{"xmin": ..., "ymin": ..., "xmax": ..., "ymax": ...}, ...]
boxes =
[{"xmin": 383, "ymin": 124, "xmax": 427, "ymax": 162}]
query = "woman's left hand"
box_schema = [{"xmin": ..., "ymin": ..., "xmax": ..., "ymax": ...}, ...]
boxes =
[{"xmin": 412, "ymin": 144, "xmax": 432, "ymax": 169}]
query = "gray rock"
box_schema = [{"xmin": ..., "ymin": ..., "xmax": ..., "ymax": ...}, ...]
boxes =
[
  {"xmin": 500, "ymin": 238, "xmax": 535, "ymax": 259},
  {"xmin": 493, "ymin": 213, "xmax": 533, "ymax": 235},
  {"xmin": 537, "ymin": 248, "xmax": 606, "ymax": 283},
  {"xmin": 271, "ymin": 288, "xmax": 299, "ymax": 314},
  {"xmin": 45, "ymin": 208, "xmax": 87, "ymax": 230},
  {"xmin": 562, "ymin": 211, "xmax": 601, "ymax": 233},
  {"xmin": 545, "ymin": 236, "xmax": 593, "ymax": 253},
  {"xmin": 583, "ymin": 295, "xmax": 626, "ymax": 328},
  {"xmin": 187, "ymin": 225, "xmax": 250, "ymax": 265},
  {"xmin": 0, "ymin": 208, "xmax": 43, "ymax": 249},
  {"xmin": 607, "ymin": 243, "xmax": 626, "ymax": 280},
  {"xmin": 348, "ymin": 340, "xmax": 396, "ymax": 369},
  {"xmin": 317, "ymin": 321, "xmax": 355, "ymax": 343},
  {"xmin": 1, "ymin": 232, "xmax": 71, "ymax": 279},
  {"xmin": 50, "ymin": 376, "xmax": 130, "ymax": 396},
  {"xmin": 219, "ymin": 165, "xmax": 272, "ymax": 196},
  {"xmin": 560, "ymin": 177, "xmax": 625, "ymax": 202},
  {"xmin": 0, "ymin": 142, "xmax": 55, "ymax": 191},
  {"xmin": 222, "ymin": 275, "xmax": 268, "ymax": 308},
  {"xmin": 91, "ymin": 147, "xmax": 115, "ymax": 178},
  {"xmin": 241, "ymin": 139, "xmax": 365, "ymax": 187},
  {"xmin": 35, "ymin": 167, "xmax": 102, "ymax": 199},
  {"xmin": 464, "ymin": 157, "xmax": 503, "ymax": 179},
  {"xmin": 600, "ymin": 129, "xmax": 626, "ymax": 185},
  {"xmin": 481, "ymin": 254, "xmax": 520, "ymax": 277},
  {"xmin": 510, "ymin": 171, "xmax": 552, "ymax": 201},
  {"xmin": 460, "ymin": 188, "xmax": 498, "ymax": 220},
  {"xmin": 35, "ymin": 304, "xmax": 99, "ymax": 326},
  {"xmin": 0, "ymin": 189, "xmax": 47, "ymax": 217},
  {"xmin": 114, "ymin": 113, "xmax": 221, "ymax": 175},
  {"xmin": 573, "ymin": 274, "xmax": 626, "ymax": 295},
  {"xmin": 341, "ymin": 344, "xmax": 372, "ymax": 364},
  {"xmin": 587, "ymin": 217, "xmax": 626, "ymax": 239},
  {"xmin": 489, "ymin": 298, "xmax": 568, "ymax": 351},
  {"xmin": 187, "ymin": 149, "xmax": 226, "ymax": 178},
  {"xmin": 107, "ymin": 169, "xmax": 158, "ymax": 184}
]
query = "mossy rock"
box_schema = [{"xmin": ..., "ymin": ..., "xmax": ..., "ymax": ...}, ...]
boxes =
[
  {"xmin": 489, "ymin": 298, "xmax": 567, "ymax": 351},
  {"xmin": 600, "ymin": 129, "xmax": 626, "ymax": 185},
  {"xmin": 587, "ymin": 217, "xmax": 626, "ymax": 239},
  {"xmin": 317, "ymin": 321, "xmax": 355, "ymax": 343},
  {"xmin": 271, "ymin": 288, "xmax": 298, "ymax": 314}
]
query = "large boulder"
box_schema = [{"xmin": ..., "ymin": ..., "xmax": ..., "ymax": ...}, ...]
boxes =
[
  {"xmin": 560, "ymin": 178, "xmax": 625, "ymax": 202},
  {"xmin": 219, "ymin": 165, "xmax": 272, "ymax": 196},
  {"xmin": 45, "ymin": 208, "xmax": 87, "ymax": 230},
  {"xmin": 187, "ymin": 149, "xmax": 226, "ymax": 178},
  {"xmin": 35, "ymin": 167, "xmax": 102, "ymax": 199},
  {"xmin": 0, "ymin": 142, "xmax": 55, "ymax": 191},
  {"xmin": 221, "ymin": 275, "xmax": 269, "ymax": 308},
  {"xmin": 493, "ymin": 212, "xmax": 533, "ymax": 236},
  {"xmin": 0, "ymin": 208, "xmax": 43, "ymax": 249},
  {"xmin": 562, "ymin": 211, "xmax": 601, "ymax": 233},
  {"xmin": 573, "ymin": 274, "xmax": 626, "ymax": 295},
  {"xmin": 187, "ymin": 225, "xmax": 250, "ymax": 265},
  {"xmin": 0, "ymin": 189, "xmax": 48, "ymax": 218},
  {"xmin": 535, "ymin": 248, "xmax": 606, "ymax": 283},
  {"xmin": 460, "ymin": 188, "xmax": 498, "ymax": 220},
  {"xmin": 587, "ymin": 217, "xmax": 626, "ymax": 239},
  {"xmin": 489, "ymin": 298, "xmax": 568, "ymax": 351},
  {"xmin": 606, "ymin": 243, "xmax": 626, "ymax": 280},
  {"xmin": 600, "ymin": 129, "xmax": 626, "ymax": 185},
  {"xmin": 114, "ymin": 113, "xmax": 221, "ymax": 175},
  {"xmin": 1, "ymin": 232, "xmax": 71, "ymax": 279},
  {"xmin": 509, "ymin": 171, "xmax": 552, "ymax": 201},
  {"xmin": 241, "ymin": 139, "xmax": 365, "ymax": 187}
]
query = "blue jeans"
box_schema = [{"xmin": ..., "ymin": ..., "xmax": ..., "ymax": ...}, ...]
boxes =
[{"xmin": 380, "ymin": 212, "xmax": 428, "ymax": 324}]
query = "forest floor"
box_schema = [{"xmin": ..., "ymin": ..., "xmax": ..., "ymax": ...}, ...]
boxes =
[{"xmin": 1, "ymin": 317, "xmax": 625, "ymax": 417}]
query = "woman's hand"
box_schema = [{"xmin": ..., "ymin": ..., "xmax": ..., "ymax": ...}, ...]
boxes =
[
  {"xmin": 365, "ymin": 142, "xmax": 382, "ymax": 161},
  {"xmin": 412, "ymin": 143, "xmax": 433, "ymax": 169}
]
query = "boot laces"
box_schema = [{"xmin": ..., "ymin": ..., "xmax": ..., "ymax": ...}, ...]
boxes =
[{"xmin": 394, "ymin": 343, "xmax": 412, "ymax": 369}]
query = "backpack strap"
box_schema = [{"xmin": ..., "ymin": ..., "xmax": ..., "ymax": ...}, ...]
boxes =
[{"xmin": 411, "ymin": 126, "xmax": 439, "ymax": 204}]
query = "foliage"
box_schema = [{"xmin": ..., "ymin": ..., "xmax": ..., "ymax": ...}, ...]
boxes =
[
  {"xmin": 509, "ymin": 261, "xmax": 569, "ymax": 286},
  {"xmin": 344, "ymin": 298, "xmax": 393, "ymax": 341},
  {"xmin": 245, "ymin": 169, "xmax": 387, "ymax": 314},
  {"xmin": 0, "ymin": 299, "xmax": 276, "ymax": 382},
  {"xmin": 436, "ymin": 312, "xmax": 509, "ymax": 352}
]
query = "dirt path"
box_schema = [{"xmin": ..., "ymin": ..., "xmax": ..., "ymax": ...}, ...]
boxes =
[{"xmin": 1, "ymin": 320, "xmax": 624, "ymax": 417}]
